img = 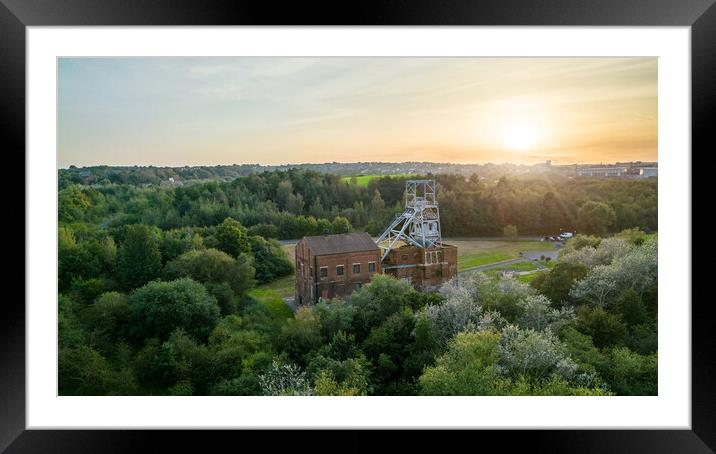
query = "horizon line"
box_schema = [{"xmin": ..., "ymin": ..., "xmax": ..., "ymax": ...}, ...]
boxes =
[{"xmin": 59, "ymin": 159, "xmax": 659, "ymax": 170}]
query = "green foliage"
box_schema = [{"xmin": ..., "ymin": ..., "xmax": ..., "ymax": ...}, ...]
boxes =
[
  {"xmin": 626, "ymin": 322, "xmax": 658, "ymax": 355},
  {"xmin": 58, "ymin": 294, "xmax": 86, "ymax": 349},
  {"xmin": 476, "ymin": 275, "xmax": 534, "ymax": 323},
  {"xmin": 278, "ymin": 307, "xmax": 324, "ymax": 364},
  {"xmin": 57, "ymin": 168, "xmax": 658, "ymax": 396},
  {"xmin": 599, "ymin": 347, "xmax": 657, "ymax": 395},
  {"xmin": 247, "ymin": 223, "xmax": 279, "ymax": 239},
  {"xmin": 128, "ymin": 278, "xmax": 221, "ymax": 344},
  {"xmin": 348, "ymin": 274, "xmax": 417, "ymax": 340},
  {"xmin": 562, "ymin": 234, "xmax": 602, "ymax": 254},
  {"xmin": 116, "ymin": 224, "xmax": 162, "ymax": 290},
  {"xmin": 136, "ymin": 329, "xmax": 213, "ymax": 394},
  {"xmin": 249, "ymin": 236, "xmax": 293, "ymax": 284},
  {"xmin": 259, "ymin": 360, "xmax": 313, "ymax": 396},
  {"xmin": 211, "ymin": 376, "xmax": 262, "ymax": 395},
  {"xmin": 614, "ymin": 289, "xmax": 650, "ymax": 327},
  {"xmin": 577, "ymin": 201, "xmax": 616, "ymax": 236},
  {"xmin": 214, "ymin": 217, "xmax": 250, "ymax": 257},
  {"xmin": 561, "ymin": 326, "xmax": 607, "ymax": 374},
  {"xmin": 314, "ymin": 298, "xmax": 357, "ymax": 339},
  {"xmin": 576, "ymin": 306, "xmax": 628, "ymax": 348},
  {"xmin": 89, "ymin": 292, "xmax": 130, "ymax": 349},
  {"xmin": 532, "ymin": 262, "xmax": 588, "ymax": 307},
  {"xmin": 615, "ymin": 227, "xmax": 648, "ymax": 245},
  {"xmin": 497, "ymin": 325, "xmax": 576, "ymax": 381},
  {"xmin": 69, "ymin": 277, "xmax": 111, "ymax": 306},
  {"xmin": 419, "ymin": 331, "xmax": 505, "ymax": 395},
  {"xmin": 331, "ymin": 216, "xmax": 352, "ymax": 234},
  {"xmin": 163, "ymin": 248, "xmax": 256, "ymax": 298},
  {"xmin": 503, "ymin": 224, "xmax": 518, "ymax": 239},
  {"xmin": 59, "ymin": 345, "xmax": 136, "ymax": 395}
]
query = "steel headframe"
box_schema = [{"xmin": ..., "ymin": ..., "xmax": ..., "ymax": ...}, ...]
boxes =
[{"xmin": 376, "ymin": 179, "xmax": 442, "ymax": 262}]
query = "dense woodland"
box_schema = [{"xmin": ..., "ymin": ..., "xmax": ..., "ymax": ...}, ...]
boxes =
[
  {"xmin": 60, "ymin": 168, "xmax": 657, "ymax": 239},
  {"xmin": 59, "ymin": 161, "xmax": 606, "ymax": 186},
  {"xmin": 58, "ymin": 170, "xmax": 658, "ymax": 396}
]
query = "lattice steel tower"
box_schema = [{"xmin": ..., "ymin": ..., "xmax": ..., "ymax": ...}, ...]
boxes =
[{"xmin": 376, "ymin": 179, "xmax": 442, "ymax": 261}]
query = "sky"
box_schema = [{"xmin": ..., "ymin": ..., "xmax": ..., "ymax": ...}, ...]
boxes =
[{"xmin": 58, "ymin": 57, "xmax": 657, "ymax": 168}]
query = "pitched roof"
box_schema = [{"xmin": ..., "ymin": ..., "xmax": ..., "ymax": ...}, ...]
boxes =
[{"xmin": 302, "ymin": 232, "xmax": 379, "ymax": 256}]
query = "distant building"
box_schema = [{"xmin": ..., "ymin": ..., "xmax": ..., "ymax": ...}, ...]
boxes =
[
  {"xmin": 640, "ymin": 167, "xmax": 658, "ymax": 177},
  {"xmin": 295, "ymin": 232, "xmax": 382, "ymax": 305},
  {"xmin": 577, "ymin": 166, "xmax": 628, "ymax": 177}
]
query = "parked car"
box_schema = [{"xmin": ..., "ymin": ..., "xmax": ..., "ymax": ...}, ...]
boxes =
[{"xmin": 559, "ymin": 232, "xmax": 574, "ymax": 240}]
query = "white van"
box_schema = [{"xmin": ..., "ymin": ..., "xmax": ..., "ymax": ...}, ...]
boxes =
[{"xmin": 559, "ymin": 232, "xmax": 574, "ymax": 240}]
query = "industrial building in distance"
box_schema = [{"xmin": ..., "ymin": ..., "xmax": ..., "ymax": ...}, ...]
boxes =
[
  {"xmin": 534, "ymin": 160, "xmax": 658, "ymax": 178},
  {"xmin": 295, "ymin": 179, "xmax": 458, "ymax": 305}
]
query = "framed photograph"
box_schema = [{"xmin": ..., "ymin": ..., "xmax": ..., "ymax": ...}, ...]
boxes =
[{"xmin": 6, "ymin": 0, "xmax": 711, "ymax": 451}]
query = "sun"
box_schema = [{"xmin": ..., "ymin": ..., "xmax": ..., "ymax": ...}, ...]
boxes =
[{"xmin": 502, "ymin": 123, "xmax": 540, "ymax": 151}]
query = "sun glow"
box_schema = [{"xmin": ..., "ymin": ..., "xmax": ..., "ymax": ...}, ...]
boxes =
[{"xmin": 502, "ymin": 123, "xmax": 540, "ymax": 151}]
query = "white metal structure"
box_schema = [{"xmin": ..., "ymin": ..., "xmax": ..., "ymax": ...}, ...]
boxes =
[{"xmin": 376, "ymin": 179, "xmax": 442, "ymax": 261}]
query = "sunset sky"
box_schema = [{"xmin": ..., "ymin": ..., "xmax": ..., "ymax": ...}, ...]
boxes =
[{"xmin": 58, "ymin": 57, "xmax": 657, "ymax": 168}]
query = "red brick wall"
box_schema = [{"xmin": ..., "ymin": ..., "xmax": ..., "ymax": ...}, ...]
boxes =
[{"xmin": 295, "ymin": 241, "xmax": 381, "ymax": 305}]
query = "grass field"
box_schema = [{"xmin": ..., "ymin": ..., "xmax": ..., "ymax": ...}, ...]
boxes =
[
  {"xmin": 447, "ymin": 239, "xmax": 555, "ymax": 271},
  {"xmin": 248, "ymin": 275, "xmax": 295, "ymax": 323},
  {"xmin": 517, "ymin": 271, "xmax": 546, "ymax": 283},
  {"xmin": 341, "ymin": 174, "xmax": 417, "ymax": 187}
]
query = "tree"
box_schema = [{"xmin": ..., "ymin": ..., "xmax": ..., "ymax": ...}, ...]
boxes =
[
  {"xmin": 90, "ymin": 291, "xmax": 130, "ymax": 348},
  {"xmin": 561, "ymin": 234, "xmax": 602, "ymax": 254},
  {"xmin": 162, "ymin": 248, "xmax": 256, "ymax": 298},
  {"xmin": 497, "ymin": 325, "xmax": 577, "ymax": 382},
  {"xmin": 214, "ymin": 217, "xmax": 250, "ymax": 257},
  {"xmin": 286, "ymin": 193, "xmax": 305, "ymax": 215},
  {"xmin": 278, "ymin": 307, "xmax": 324, "ymax": 364},
  {"xmin": 576, "ymin": 306, "xmax": 628, "ymax": 348},
  {"xmin": 128, "ymin": 278, "xmax": 220, "ymax": 343},
  {"xmin": 117, "ymin": 224, "xmax": 162, "ymax": 290},
  {"xmin": 577, "ymin": 201, "xmax": 616, "ymax": 236},
  {"xmin": 59, "ymin": 346, "xmax": 116, "ymax": 395},
  {"xmin": 348, "ymin": 274, "xmax": 416, "ymax": 340},
  {"xmin": 275, "ymin": 180, "xmax": 294, "ymax": 211},
  {"xmin": 615, "ymin": 227, "xmax": 648, "ymax": 246},
  {"xmin": 532, "ymin": 262, "xmax": 588, "ymax": 306},
  {"xmin": 419, "ymin": 330, "xmax": 506, "ymax": 395},
  {"xmin": 259, "ymin": 360, "xmax": 313, "ymax": 396},
  {"xmin": 331, "ymin": 216, "xmax": 352, "ymax": 234},
  {"xmin": 248, "ymin": 236, "xmax": 293, "ymax": 284},
  {"xmin": 600, "ymin": 347, "xmax": 657, "ymax": 395},
  {"xmin": 503, "ymin": 224, "xmax": 518, "ymax": 240},
  {"xmin": 211, "ymin": 376, "xmax": 262, "ymax": 396},
  {"xmin": 569, "ymin": 265, "xmax": 620, "ymax": 307},
  {"xmin": 518, "ymin": 294, "xmax": 574, "ymax": 332}
]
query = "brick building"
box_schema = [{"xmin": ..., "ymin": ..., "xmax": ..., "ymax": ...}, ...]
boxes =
[
  {"xmin": 381, "ymin": 242, "xmax": 458, "ymax": 291},
  {"xmin": 295, "ymin": 232, "xmax": 382, "ymax": 305}
]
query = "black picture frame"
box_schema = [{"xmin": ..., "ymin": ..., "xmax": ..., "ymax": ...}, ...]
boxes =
[{"xmin": 4, "ymin": 0, "xmax": 710, "ymax": 451}]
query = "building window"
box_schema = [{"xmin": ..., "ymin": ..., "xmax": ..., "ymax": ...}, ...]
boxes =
[
  {"xmin": 336, "ymin": 265, "xmax": 344, "ymax": 276},
  {"xmin": 353, "ymin": 282, "xmax": 362, "ymax": 291},
  {"xmin": 336, "ymin": 284, "xmax": 346, "ymax": 295},
  {"xmin": 353, "ymin": 263, "xmax": 361, "ymax": 274},
  {"xmin": 319, "ymin": 267, "xmax": 328, "ymax": 278},
  {"xmin": 368, "ymin": 262, "xmax": 376, "ymax": 272}
]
